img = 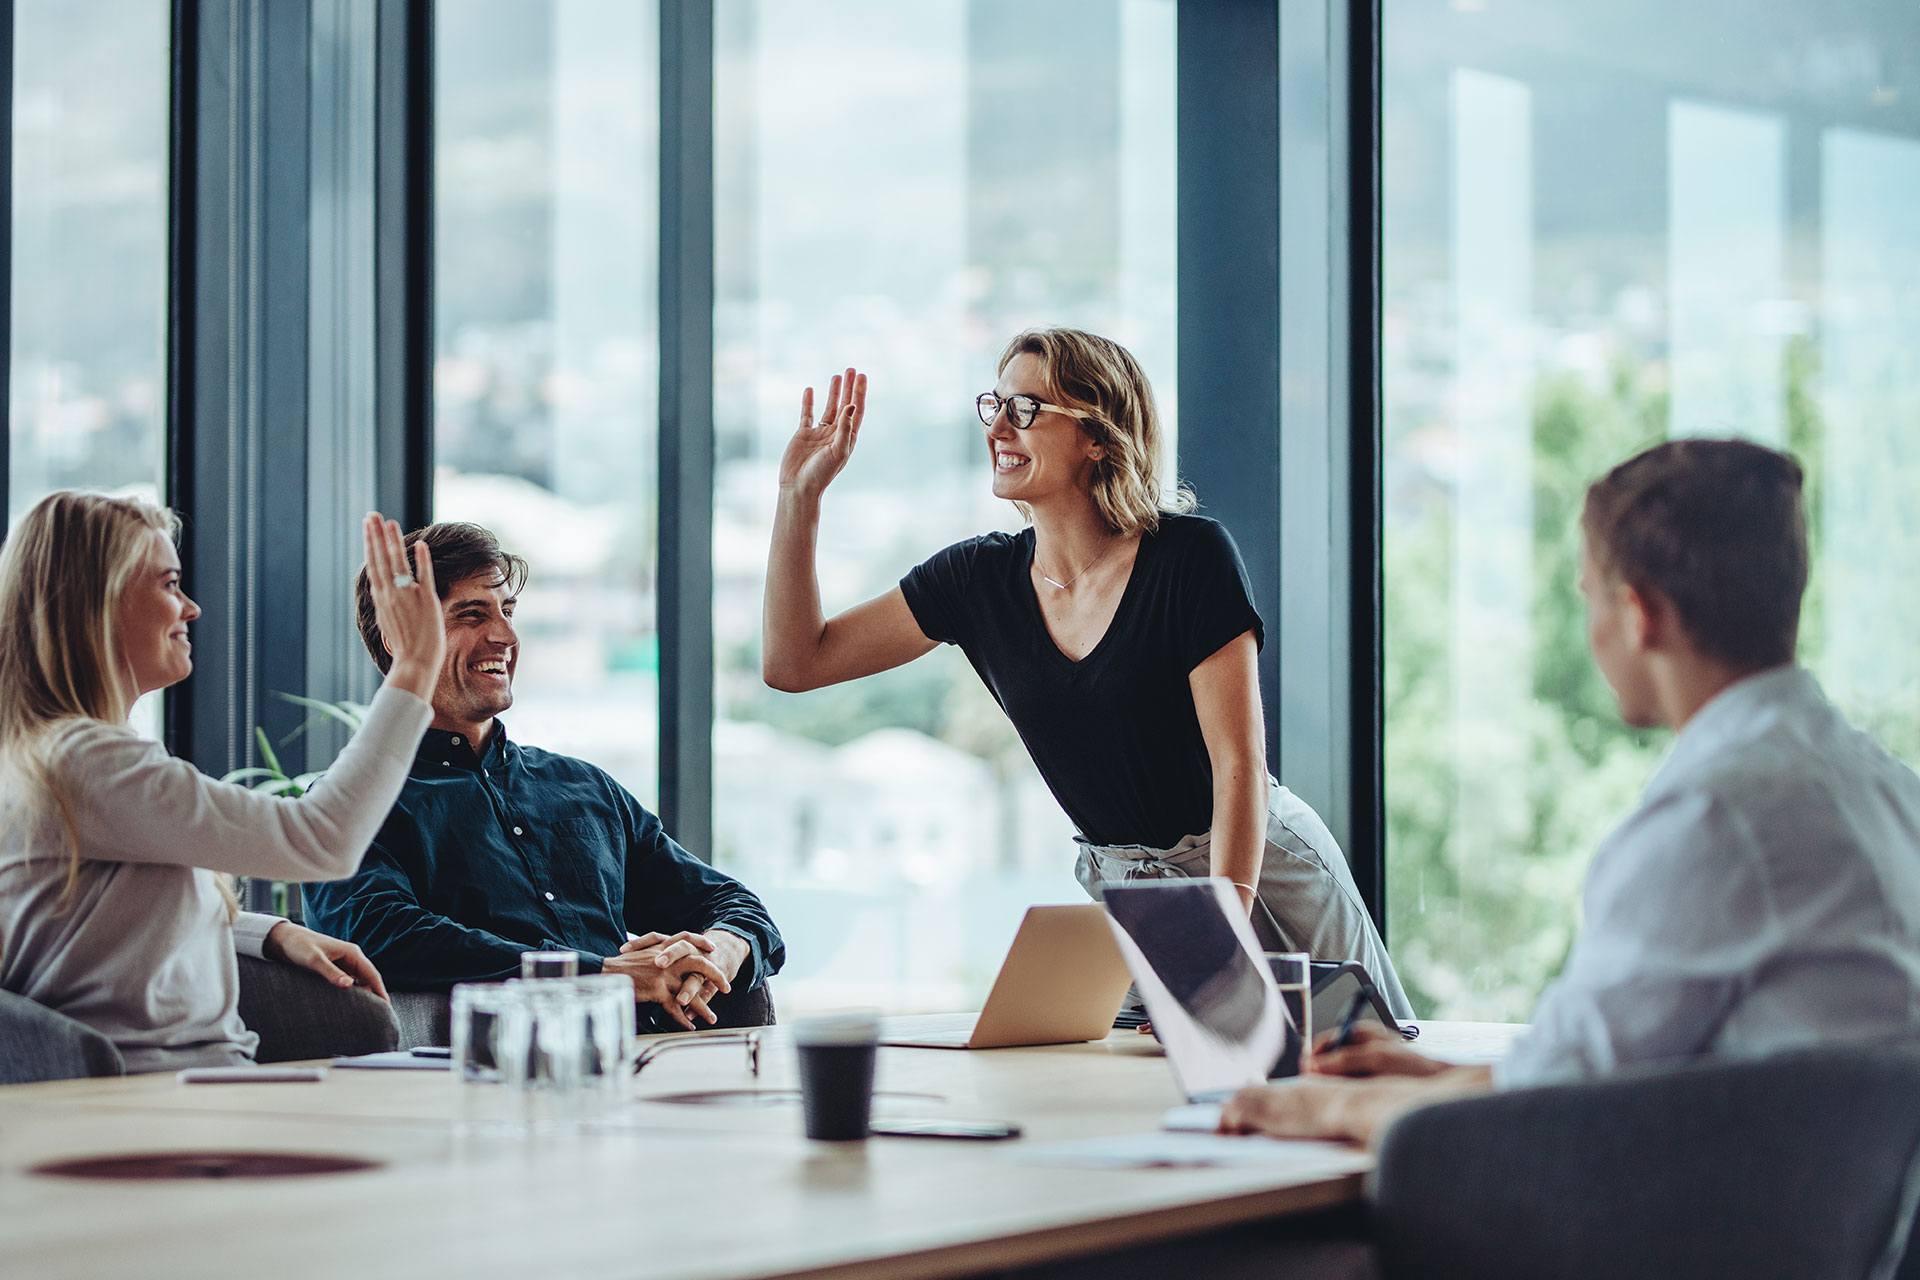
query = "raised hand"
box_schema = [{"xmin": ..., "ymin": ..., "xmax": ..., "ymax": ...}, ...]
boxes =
[
  {"xmin": 362, "ymin": 513, "xmax": 445, "ymax": 700},
  {"xmin": 777, "ymin": 368, "xmax": 867, "ymax": 500}
]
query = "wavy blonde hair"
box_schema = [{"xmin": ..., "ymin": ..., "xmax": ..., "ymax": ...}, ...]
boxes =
[
  {"xmin": 0, "ymin": 492, "xmax": 232, "ymax": 911},
  {"xmin": 998, "ymin": 327, "xmax": 1194, "ymax": 537}
]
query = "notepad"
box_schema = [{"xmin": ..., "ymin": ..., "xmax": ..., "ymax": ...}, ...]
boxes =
[
  {"xmin": 331, "ymin": 1050, "xmax": 451, "ymax": 1071},
  {"xmin": 1013, "ymin": 1131, "xmax": 1346, "ymax": 1170}
]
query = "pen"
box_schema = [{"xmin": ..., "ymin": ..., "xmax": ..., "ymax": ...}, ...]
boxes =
[{"xmin": 1326, "ymin": 987, "xmax": 1373, "ymax": 1052}]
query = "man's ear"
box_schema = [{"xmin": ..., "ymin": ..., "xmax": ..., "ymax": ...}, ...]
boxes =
[{"xmin": 1621, "ymin": 581, "xmax": 1670, "ymax": 653}]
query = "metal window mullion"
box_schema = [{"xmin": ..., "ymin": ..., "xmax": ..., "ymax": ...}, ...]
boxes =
[
  {"xmin": 169, "ymin": 0, "xmax": 316, "ymax": 881},
  {"xmin": 1177, "ymin": 0, "xmax": 1285, "ymax": 764},
  {"xmin": 163, "ymin": 0, "xmax": 199, "ymax": 759},
  {"xmin": 374, "ymin": 0, "xmax": 431, "ymax": 530},
  {"xmin": 658, "ymin": 0, "xmax": 715, "ymax": 858},
  {"xmin": 1, "ymin": 0, "xmax": 14, "ymax": 514},
  {"xmin": 1343, "ymin": 0, "xmax": 1386, "ymax": 932}
]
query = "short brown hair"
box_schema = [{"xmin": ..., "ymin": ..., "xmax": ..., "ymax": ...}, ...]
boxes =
[
  {"xmin": 1581, "ymin": 438, "xmax": 1808, "ymax": 670},
  {"xmin": 356, "ymin": 522, "xmax": 529, "ymax": 673},
  {"xmin": 998, "ymin": 328, "xmax": 1194, "ymax": 537}
]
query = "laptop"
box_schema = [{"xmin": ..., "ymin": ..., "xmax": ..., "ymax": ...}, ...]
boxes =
[
  {"xmin": 1100, "ymin": 878, "xmax": 1298, "ymax": 1103},
  {"xmin": 880, "ymin": 904, "xmax": 1133, "ymax": 1049}
]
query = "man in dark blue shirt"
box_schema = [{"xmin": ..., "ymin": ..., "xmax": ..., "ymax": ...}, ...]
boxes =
[{"xmin": 303, "ymin": 522, "xmax": 783, "ymax": 1030}]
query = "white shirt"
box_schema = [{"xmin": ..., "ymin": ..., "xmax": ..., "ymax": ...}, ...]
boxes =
[
  {"xmin": 1498, "ymin": 665, "xmax": 1920, "ymax": 1088},
  {"xmin": 0, "ymin": 686, "xmax": 430, "ymax": 1073}
]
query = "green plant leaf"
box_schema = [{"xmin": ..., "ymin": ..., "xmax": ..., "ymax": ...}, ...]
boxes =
[
  {"xmin": 272, "ymin": 691, "xmax": 368, "ymax": 732},
  {"xmin": 254, "ymin": 727, "xmax": 284, "ymax": 777},
  {"xmin": 220, "ymin": 767, "xmax": 285, "ymax": 786}
]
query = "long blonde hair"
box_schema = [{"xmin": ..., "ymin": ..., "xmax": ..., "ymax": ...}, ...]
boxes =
[
  {"xmin": 0, "ymin": 492, "xmax": 221, "ymax": 907},
  {"xmin": 998, "ymin": 327, "xmax": 1194, "ymax": 537}
]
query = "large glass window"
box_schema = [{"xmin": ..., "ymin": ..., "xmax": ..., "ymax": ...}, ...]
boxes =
[
  {"xmin": 1382, "ymin": 0, "xmax": 1920, "ymax": 1018},
  {"xmin": 7, "ymin": 0, "xmax": 169, "ymax": 514},
  {"xmin": 433, "ymin": 0, "xmax": 661, "ymax": 802},
  {"xmin": 8, "ymin": 0, "xmax": 170, "ymax": 735},
  {"xmin": 712, "ymin": 0, "xmax": 1176, "ymax": 1013}
]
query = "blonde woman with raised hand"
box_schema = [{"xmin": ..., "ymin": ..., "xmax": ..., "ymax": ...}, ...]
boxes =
[
  {"xmin": 763, "ymin": 328, "xmax": 1412, "ymax": 1019},
  {"xmin": 0, "ymin": 494, "xmax": 445, "ymax": 1071}
]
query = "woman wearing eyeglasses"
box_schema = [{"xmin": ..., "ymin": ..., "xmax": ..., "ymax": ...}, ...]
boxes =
[{"xmin": 763, "ymin": 328, "xmax": 1410, "ymax": 1018}]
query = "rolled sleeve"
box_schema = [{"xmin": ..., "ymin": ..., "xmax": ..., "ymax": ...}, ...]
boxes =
[{"xmin": 231, "ymin": 911, "xmax": 285, "ymax": 960}]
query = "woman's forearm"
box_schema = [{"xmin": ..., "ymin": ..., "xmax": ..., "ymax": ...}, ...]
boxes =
[
  {"xmin": 1209, "ymin": 758, "xmax": 1268, "ymax": 909},
  {"xmin": 763, "ymin": 489, "xmax": 827, "ymax": 691}
]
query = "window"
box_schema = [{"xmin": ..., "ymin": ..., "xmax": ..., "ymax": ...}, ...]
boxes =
[
  {"xmin": 8, "ymin": 0, "xmax": 170, "ymax": 734},
  {"xmin": 711, "ymin": 0, "xmax": 1176, "ymax": 1013},
  {"xmin": 432, "ymin": 0, "xmax": 662, "ymax": 803},
  {"xmin": 1381, "ymin": 0, "xmax": 1920, "ymax": 1018}
]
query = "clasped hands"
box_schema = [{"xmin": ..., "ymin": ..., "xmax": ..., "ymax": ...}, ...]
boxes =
[{"xmin": 603, "ymin": 930, "xmax": 747, "ymax": 1031}]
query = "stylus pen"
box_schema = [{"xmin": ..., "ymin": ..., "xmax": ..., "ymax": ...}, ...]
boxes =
[{"xmin": 1326, "ymin": 987, "xmax": 1374, "ymax": 1052}]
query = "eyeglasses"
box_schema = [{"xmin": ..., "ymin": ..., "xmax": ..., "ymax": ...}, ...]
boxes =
[
  {"xmin": 976, "ymin": 391, "xmax": 1100, "ymax": 431},
  {"xmin": 631, "ymin": 1029, "xmax": 762, "ymax": 1079}
]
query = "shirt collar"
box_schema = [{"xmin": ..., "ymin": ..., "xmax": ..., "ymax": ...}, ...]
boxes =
[
  {"xmin": 415, "ymin": 721, "xmax": 511, "ymax": 771},
  {"xmin": 1643, "ymin": 663, "xmax": 1822, "ymax": 797}
]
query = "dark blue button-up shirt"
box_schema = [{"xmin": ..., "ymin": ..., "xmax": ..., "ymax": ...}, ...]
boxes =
[{"xmin": 302, "ymin": 723, "xmax": 783, "ymax": 994}]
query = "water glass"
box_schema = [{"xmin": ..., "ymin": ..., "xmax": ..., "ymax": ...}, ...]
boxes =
[
  {"xmin": 451, "ymin": 981, "xmax": 517, "ymax": 1083},
  {"xmin": 520, "ymin": 950, "xmax": 579, "ymax": 980},
  {"xmin": 451, "ymin": 977, "xmax": 639, "ymax": 1130},
  {"xmin": 451, "ymin": 981, "xmax": 527, "ymax": 1130},
  {"xmin": 500, "ymin": 981, "xmax": 586, "ymax": 1126},
  {"xmin": 1267, "ymin": 952, "xmax": 1312, "ymax": 1077},
  {"xmin": 573, "ymin": 974, "xmax": 637, "ymax": 1112}
]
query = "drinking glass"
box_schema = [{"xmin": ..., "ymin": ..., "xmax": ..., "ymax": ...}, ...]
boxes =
[
  {"xmin": 504, "ymin": 980, "xmax": 588, "ymax": 1128},
  {"xmin": 1267, "ymin": 952, "xmax": 1312, "ymax": 1077},
  {"xmin": 573, "ymin": 974, "xmax": 637, "ymax": 1114},
  {"xmin": 520, "ymin": 950, "xmax": 580, "ymax": 980},
  {"xmin": 451, "ymin": 981, "xmax": 529, "ymax": 1129}
]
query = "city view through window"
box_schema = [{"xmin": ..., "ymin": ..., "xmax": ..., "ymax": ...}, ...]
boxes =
[
  {"xmin": 1382, "ymin": 0, "xmax": 1920, "ymax": 1019},
  {"xmin": 6, "ymin": 0, "xmax": 170, "ymax": 738},
  {"xmin": 435, "ymin": 0, "xmax": 1175, "ymax": 1013}
]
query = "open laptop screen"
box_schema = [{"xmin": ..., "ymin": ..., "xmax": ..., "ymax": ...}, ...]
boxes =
[{"xmin": 1101, "ymin": 879, "xmax": 1291, "ymax": 1099}]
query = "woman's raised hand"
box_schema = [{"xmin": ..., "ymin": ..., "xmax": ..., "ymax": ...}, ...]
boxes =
[
  {"xmin": 778, "ymin": 368, "xmax": 867, "ymax": 500},
  {"xmin": 362, "ymin": 513, "xmax": 446, "ymax": 700}
]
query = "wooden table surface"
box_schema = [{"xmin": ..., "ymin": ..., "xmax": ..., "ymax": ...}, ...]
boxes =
[{"xmin": 0, "ymin": 1015, "xmax": 1520, "ymax": 1280}]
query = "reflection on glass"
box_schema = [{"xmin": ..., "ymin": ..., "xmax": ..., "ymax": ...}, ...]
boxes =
[
  {"xmin": 712, "ymin": 0, "xmax": 1176, "ymax": 1015},
  {"xmin": 8, "ymin": 0, "xmax": 170, "ymax": 738},
  {"xmin": 1383, "ymin": 0, "xmax": 1920, "ymax": 1019},
  {"xmin": 432, "ymin": 0, "xmax": 661, "ymax": 802}
]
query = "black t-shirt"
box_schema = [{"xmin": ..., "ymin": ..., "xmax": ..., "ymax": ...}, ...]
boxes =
[{"xmin": 900, "ymin": 513, "xmax": 1263, "ymax": 848}]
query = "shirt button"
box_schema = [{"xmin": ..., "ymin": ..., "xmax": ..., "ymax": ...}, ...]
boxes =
[
  {"xmin": 544, "ymin": 892, "xmax": 555, "ymax": 902},
  {"xmin": 441, "ymin": 761, "xmax": 450, "ymax": 767},
  {"xmin": 451, "ymin": 735, "xmax": 461, "ymax": 745},
  {"xmin": 512, "ymin": 826, "xmax": 524, "ymax": 836}
]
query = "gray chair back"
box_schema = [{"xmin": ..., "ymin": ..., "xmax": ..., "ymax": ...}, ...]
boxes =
[
  {"xmin": 0, "ymin": 987, "xmax": 125, "ymax": 1084},
  {"xmin": 234, "ymin": 954, "xmax": 399, "ymax": 1061},
  {"xmin": 1370, "ymin": 1039, "xmax": 1920, "ymax": 1280}
]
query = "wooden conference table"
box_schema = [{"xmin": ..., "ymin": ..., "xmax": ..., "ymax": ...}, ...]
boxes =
[{"xmin": 0, "ymin": 1015, "xmax": 1520, "ymax": 1280}]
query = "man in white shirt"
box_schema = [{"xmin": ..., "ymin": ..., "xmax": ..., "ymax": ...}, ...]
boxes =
[{"xmin": 1222, "ymin": 437, "xmax": 1920, "ymax": 1146}]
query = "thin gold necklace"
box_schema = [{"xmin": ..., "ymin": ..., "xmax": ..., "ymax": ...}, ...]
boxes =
[{"xmin": 1038, "ymin": 535, "xmax": 1125, "ymax": 591}]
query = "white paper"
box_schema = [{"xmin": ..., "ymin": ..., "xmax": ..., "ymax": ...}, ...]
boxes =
[
  {"xmin": 1161, "ymin": 1102, "xmax": 1223, "ymax": 1133},
  {"xmin": 1014, "ymin": 1130, "xmax": 1342, "ymax": 1169},
  {"xmin": 331, "ymin": 1050, "xmax": 451, "ymax": 1071}
]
